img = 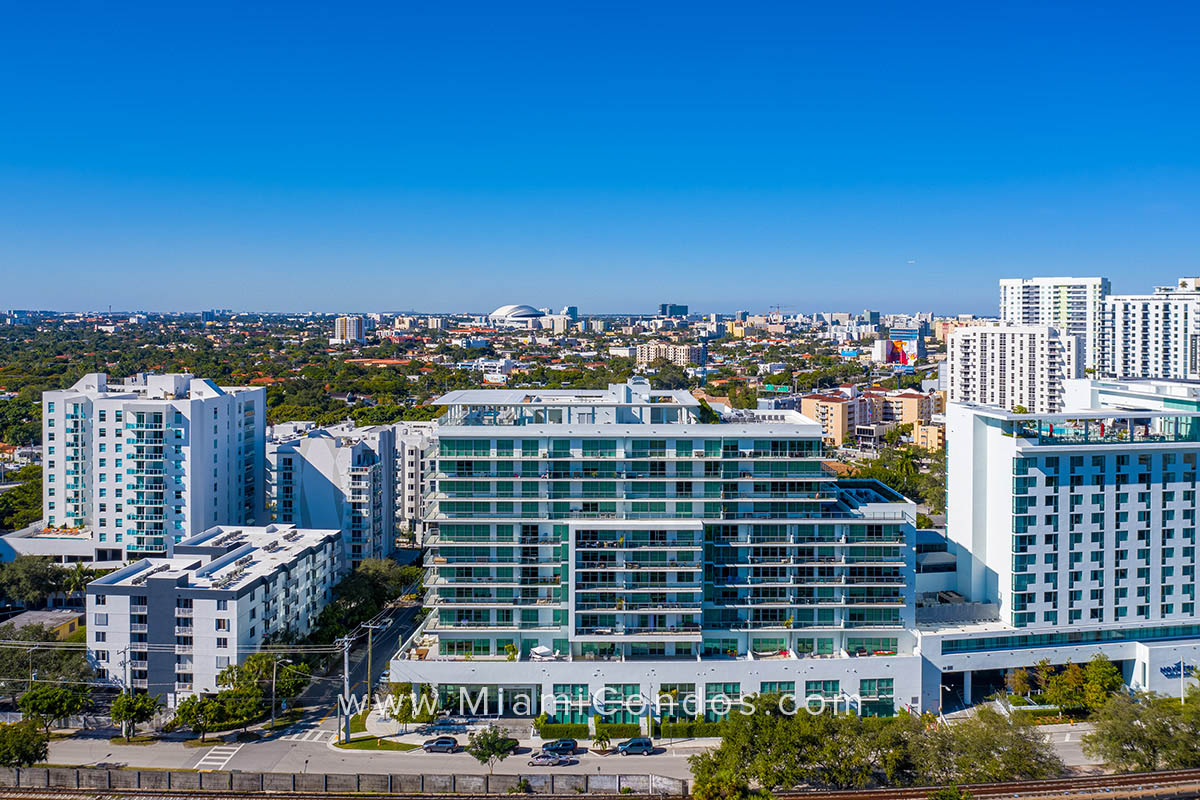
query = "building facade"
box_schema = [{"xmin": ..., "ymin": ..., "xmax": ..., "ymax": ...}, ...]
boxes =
[
  {"xmin": 394, "ymin": 422, "xmax": 437, "ymax": 543},
  {"xmin": 393, "ymin": 379, "xmax": 920, "ymax": 720},
  {"xmin": 331, "ymin": 316, "xmax": 366, "ymax": 345},
  {"xmin": 266, "ymin": 423, "xmax": 396, "ymax": 568},
  {"xmin": 948, "ymin": 324, "xmax": 1082, "ymax": 413},
  {"xmin": 1100, "ymin": 278, "xmax": 1200, "ymax": 380},
  {"xmin": 999, "ymin": 276, "xmax": 1110, "ymax": 371},
  {"xmin": 86, "ymin": 525, "xmax": 341, "ymax": 704},
  {"xmin": 635, "ymin": 343, "xmax": 705, "ymax": 367},
  {"xmin": 41, "ymin": 373, "xmax": 266, "ymax": 559}
]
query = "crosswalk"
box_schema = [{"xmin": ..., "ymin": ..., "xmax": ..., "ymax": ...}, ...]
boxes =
[
  {"xmin": 280, "ymin": 728, "xmax": 337, "ymax": 743},
  {"xmin": 194, "ymin": 743, "xmax": 243, "ymax": 770}
]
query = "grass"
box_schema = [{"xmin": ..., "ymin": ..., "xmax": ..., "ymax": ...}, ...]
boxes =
[
  {"xmin": 334, "ymin": 736, "xmax": 418, "ymax": 751},
  {"xmin": 108, "ymin": 735, "xmax": 159, "ymax": 745},
  {"xmin": 349, "ymin": 708, "xmax": 369, "ymax": 734},
  {"xmin": 183, "ymin": 738, "xmax": 227, "ymax": 748}
]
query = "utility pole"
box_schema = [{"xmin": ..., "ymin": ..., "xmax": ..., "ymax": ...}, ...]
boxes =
[
  {"xmin": 341, "ymin": 636, "xmax": 352, "ymax": 744},
  {"xmin": 363, "ymin": 622, "xmax": 384, "ymax": 697}
]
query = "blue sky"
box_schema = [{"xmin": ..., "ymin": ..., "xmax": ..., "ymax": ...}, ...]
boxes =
[{"xmin": 2, "ymin": 1, "xmax": 1198, "ymax": 314}]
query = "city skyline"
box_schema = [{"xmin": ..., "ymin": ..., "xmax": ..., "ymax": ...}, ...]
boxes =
[{"xmin": 3, "ymin": 2, "xmax": 1198, "ymax": 312}]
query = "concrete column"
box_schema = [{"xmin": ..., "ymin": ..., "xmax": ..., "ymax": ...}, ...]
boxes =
[{"xmin": 962, "ymin": 671, "xmax": 974, "ymax": 706}]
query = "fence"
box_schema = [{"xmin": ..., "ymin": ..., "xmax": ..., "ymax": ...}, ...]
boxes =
[{"xmin": 0, "ymin": 767, "xmax": 688, "ymax": 796}]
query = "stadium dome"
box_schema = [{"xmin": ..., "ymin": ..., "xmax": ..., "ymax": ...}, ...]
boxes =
[{"xmin": 489, "ymin": 304, "xmax": 545, "ymax": 322}]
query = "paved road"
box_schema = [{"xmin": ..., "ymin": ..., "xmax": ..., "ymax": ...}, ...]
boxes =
[{"xmin": 1041, "ymin": 723, "xmax": 1103, "ymax": 769}]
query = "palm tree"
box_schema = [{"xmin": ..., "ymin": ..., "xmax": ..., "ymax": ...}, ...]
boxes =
[{"xmin": 63, "ymin": 564, "xmax": 96, "ymax": 605}]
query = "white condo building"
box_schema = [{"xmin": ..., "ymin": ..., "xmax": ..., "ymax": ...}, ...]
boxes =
[
  {"xmin": 86, "ymin": 524, "xmax": 341, "ymax": 705},
  {"xmin": 999, "ymin": 277, "xmax": 1110, "ymax": 371},
  {"xmin": 1100, "ymin": 277, "xmax": 1200, "ymax": 380},
  {"xmin": 393, "ymin": 378, "xmax": 921, "ymax": 720},
  {"xmin": 331, "ymin": 315, "xmax": 366, "ymax": 345},
  {"xmin": 266, "ymin": 422, "xmax": 396, "ymax": 568},
  {"xmin": 394, "ymin": 422, "xmax": 437, "ymax": 542},
  {"xmin": 948, "ymin": 324, "xmax": 1082, "ymax": 413},
  {"xmin": 41, "ymin": 373, "xmax": 266, "ymax": 560},
  {"xmin": 387, "ymin": 377, "xmax": 1200, "ymax": 719}
]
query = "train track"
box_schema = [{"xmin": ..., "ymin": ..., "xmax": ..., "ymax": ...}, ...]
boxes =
[
  {"xmin": 777, "ymin": 769, "xmax": 1200, "ymax": 799},
  {"xmin": 0, "ymin": 769, "xmax": 1199, "ymax": 800}
]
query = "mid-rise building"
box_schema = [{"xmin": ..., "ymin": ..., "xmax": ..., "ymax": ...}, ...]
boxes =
[
  {"xmin": 635, "ymin": 342, "xmax": 704, "ymax": 367},
  {"xmin": 393, "ymin": 379, "xmax": 920, "ymax": 720},
  {"xmin": 266, "ymin": 423, "xmax": 396, "ymax": 568},
  {"xmin": 999, "ymin": 277, "xmax": 1110, "ymax": 371},
  {"xmin": 41, "ymin": 373, "xmax": 266, "ymax": 559},
  {"xmin": 1100, "ymin": 278, "xmax": 1200, "ymax": 380},
  {"xmin": 913, "ymin": 421, "xmax": 945, "ymax": 451},
  {"xmin": 658, "ymin": 303, "xmax": 688, "ymax": 317},
  {"xmin": 331, "ymin": 315, "xmax": 366, "ymax": 345},
  {"xmin": 799, "ymin": 390, "xmax": 866, "ymax": 446},
  {"xmin": 86, "ymin": 524, "xmax": 341, "ymax": 704},
  {"xmin": 393, "ymin": 422, "xmax": 437, "ymax": 543},
  {"xmin": 948, "ymin": 324, "xmax": 1082, "ymax": 413}
]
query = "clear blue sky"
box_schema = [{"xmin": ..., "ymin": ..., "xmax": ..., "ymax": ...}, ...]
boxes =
[{"xmin": 2, "ymin": 1, "xmax": 1198, "ymax": 314}]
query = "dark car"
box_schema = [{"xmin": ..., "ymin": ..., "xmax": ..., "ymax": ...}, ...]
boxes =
[
  {"xmin": 615, "ymin": 737, "xmax": 655, "ymax": 756},
  {"xmin": 499, "ymin": 736, "xmax": 519, "ymax": 753},
  {"xmin": 528, "ymin": 752, "xmax": 568, "ymax": 767},
  {"xmin": 422, "ymin": 736, "xmax": 459, "ymax": 753},
  {"xmin": 542, "ymin": 738, "xmax": 578, "ymax": 756}
]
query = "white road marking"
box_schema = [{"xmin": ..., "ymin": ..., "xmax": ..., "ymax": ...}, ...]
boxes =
[
  {"xmin": 281, "ymin": 728, "xmax": 336, "ymax": 743},
  {"xmin": 194, "ymin": 743, "xmax": 244, "ymax": 770}
]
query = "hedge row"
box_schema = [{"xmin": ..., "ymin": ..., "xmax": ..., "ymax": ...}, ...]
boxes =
[
  {"xmin": 656, "ymin": 720, "xmax": 728, "ymax": 739},
  {"xmin": 595, "ymin": 723, "xmax": 642, "ymax": 739},
  {"xmin": 538, "ymin": 723, "xmax": 589, "ymax": 740}
]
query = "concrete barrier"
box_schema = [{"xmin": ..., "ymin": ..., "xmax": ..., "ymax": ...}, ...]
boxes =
[
  {"xmin": 457, "ymin": 774, "xmax": 487, "ymax": 793},
  {"xmin": 0, "ymin": 767, "xmax": 687, "ymax": 795},
  {"xmin": 232, "ymin": 772, "xmax": 264, "ymax": 791},
  {"xmin": 552, "ymin": 773, "xmax": 587, "ymax": 794}
]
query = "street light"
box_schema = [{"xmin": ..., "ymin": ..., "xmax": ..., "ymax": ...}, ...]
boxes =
[{"xmin": 271, "ymin": 657, "xmax": 293, "ymax": 732}]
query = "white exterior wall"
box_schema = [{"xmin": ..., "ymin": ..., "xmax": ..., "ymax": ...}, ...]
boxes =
[
  {"xmin": 1101, "ymin": 282, "xmax": 1200, "ymax": 380},
  {"xmin": 948, "ymin": 325, "xmax": 1082, "ymax": 413},
  {"xmin": 42, "ymin": 373, "xmax": 265, "ymax": 559},
  {"xmin": 999, "ymin": 277, "xmax": 1110, "ymax": 371}
]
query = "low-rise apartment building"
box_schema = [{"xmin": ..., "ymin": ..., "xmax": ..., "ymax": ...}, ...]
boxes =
[{"xmin": 86, "ymin": 524, "xmax": 341, "ymax": 705}]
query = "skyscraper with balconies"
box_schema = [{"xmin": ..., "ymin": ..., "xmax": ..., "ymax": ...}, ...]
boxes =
[
  {"xmin": 999, "ymin": 276, "xmax": 1110, "ymax": 371},
  {"xmin": 394, "ymin": 378, "xmax": 919, "ymax": 721},
  {"xmin": 41, "ymin": 373, "xmax": 265, "ymax": 560}
]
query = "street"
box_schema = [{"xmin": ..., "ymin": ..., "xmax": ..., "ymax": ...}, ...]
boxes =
[{"xmin": 44, "ymin": 720, "xmax": 1100, "ymax": 781}]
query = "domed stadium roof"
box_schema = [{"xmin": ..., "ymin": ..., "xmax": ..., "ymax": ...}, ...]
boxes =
[{"xmin": 489, "ymin": 304, "xmax": 545, "ymax": 320}]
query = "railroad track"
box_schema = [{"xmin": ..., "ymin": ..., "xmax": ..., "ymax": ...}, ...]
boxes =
[
  {"xmin": 776, "ymin": 769, "xmax": 1200, "ymax": 799},
  {"xmin": 1, "ymin": 769, "xmax": 1200, "ymax": 800}
]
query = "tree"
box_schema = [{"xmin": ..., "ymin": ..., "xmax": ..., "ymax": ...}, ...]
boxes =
[
  {"xmin": 592, "ymin": 727, "xmax": 611, "ymax": 753},
  {"xmin": 0, "ymin": 557, "xmax": 64, "ymax": 608},
  {"xmin": 1033, "ymin": 659, "xmax": 1055, "ymax": 695},
  {"xmin": 465, "ymin": 726, "xmax": 514, "ymax": 774},
  {"xmin": 1043, "ymin": 662, "xmax": 1087, "ymax": 712},
  {"xmin": 18, "ymin": 684, "xmax": 89, "ymax": 734},
  {"xmin": 912, "ymin": 707, "xmax": 1063, "ymax": 785},
  {"xmin": 1083, "ymin": 692, "xmax": 1176, "ymax": 772},
  {"xmin": 0, "ymin": 720, "xmax": 48, "ymax": 766},
  {"xmin": 0, "ymin": 467, "xmax": 41, "ymax": 531},
  {"xmin": 1006, "ymin": 668, "xmax": 1032, "ymax": 697},
  {"xmin": 62, "ymin": 563, "xmax": 97, "ymax": 600},
  {"xmin": 174, "ymin": 695, "xmax": 227, "ymax": 742},
  {"xmin": 1083, "ymin": 653, "xmax": 1123, "ymax": 712},
  {"xmin": 110, "ymin": 692, "xmax": 162, "ymax": 740}
]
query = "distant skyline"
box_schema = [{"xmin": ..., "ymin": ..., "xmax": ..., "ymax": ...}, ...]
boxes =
[{"xmin": 2, "ymin": 2, "xmax": 1198, "ymax": 314}]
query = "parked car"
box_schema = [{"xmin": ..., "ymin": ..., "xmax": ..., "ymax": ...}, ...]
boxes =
[
  {"xmin": 614, "ymin": 737, "xmax": 655, "ymax": 756},
  {"xmin": 422, "ymin": 736, "xmax": 459, "ymax": 753},
  {"xmin": 528, "ymin": 752, "xmax": 569, "ymax": 767},
  {"xmin": 499, "ymin": 736, "xmax": 520, "ymax": 753},
  {"xmin": 541, "ymin": 738, "xmax": 578, "ymax": 756}
]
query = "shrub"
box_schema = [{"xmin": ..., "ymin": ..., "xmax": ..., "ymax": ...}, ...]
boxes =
[
  {"xmin": 659, "ymin": 720, "xmax": 728, "ymax": 739},
  {"xmin": 596, "ymin": 723, "xmax": 641, "ymax": 739},
  {"xmin": 538, "ymin": 723, "xmax": 589, "ymax": 740}
]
